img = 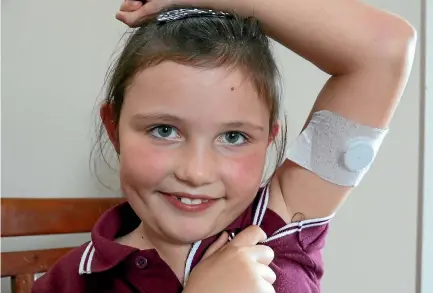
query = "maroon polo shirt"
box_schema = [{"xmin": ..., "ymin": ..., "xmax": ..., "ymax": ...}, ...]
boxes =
[{"xmin": 32, "ymin": 185, "xmax": 332, "ymax": 293}]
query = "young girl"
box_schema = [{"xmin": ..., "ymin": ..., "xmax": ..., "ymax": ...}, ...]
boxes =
[{"xmin": 32, "ymin": 0, "xmax": 416, "ymax": 292}]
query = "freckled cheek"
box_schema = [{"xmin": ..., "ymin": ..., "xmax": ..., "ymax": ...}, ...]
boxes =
[{"xmin": 119, "ymin": 139, "xmax": 177, "ymax": 189}]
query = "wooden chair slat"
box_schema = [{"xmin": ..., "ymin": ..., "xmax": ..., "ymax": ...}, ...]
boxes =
[
  {"xmin": 1, "ymin": 197, "xmax": 124, "ymax": 293},
  {"xmin": 11, "ymin": 274, "xmax": 34, "ymax": 293},
  {"xmin": 1, "ymin": 247, "xmax": 74, "ymax": 277},
  {"xmin": 1, "ymin": 197, "xmax": 123, "ymax": 237}
]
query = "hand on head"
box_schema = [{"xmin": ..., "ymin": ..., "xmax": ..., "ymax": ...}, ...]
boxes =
[{"xmin": 116, "ymin": 0, "xmax": 184, "ymax": 27}]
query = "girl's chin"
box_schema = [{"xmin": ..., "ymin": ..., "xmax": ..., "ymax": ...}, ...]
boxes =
[{"xmin": 159, "ymin": 221, "xmax": 221, "ymax": 244}]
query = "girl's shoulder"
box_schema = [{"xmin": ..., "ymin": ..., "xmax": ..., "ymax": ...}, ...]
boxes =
[{"xmin": 32, "ymin": 242, "xmax": 93, "ymax": 293}]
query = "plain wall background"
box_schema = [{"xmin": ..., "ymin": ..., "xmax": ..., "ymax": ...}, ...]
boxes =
[
  {"xmin": 420, "ymin": 0, "xmax": 432, "ymax": 291},
  {"xmin": 1, "ymin": 0, "xmax": 428, "ymax": 293}
]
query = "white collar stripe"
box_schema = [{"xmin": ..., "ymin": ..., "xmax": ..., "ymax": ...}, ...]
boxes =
[
  {"xmin": 183, "ymin": 240, "xmax": 202, "ymax": 286},
  {"xmin": 257, "ymin": 185, "xmax": 270, "ymax": 227},
  {"xmin": 253, "ymin": 186, "xmax": 267, "ymax": 225},
  {"xmin": 264, "ymin": 220, "xmax": 331, "ymax": 243},
  {"xmin": 273, "ymin": 213, "xmax": 335, "ymax": 235},
  {"xmin": 78, "ymin": 242, "xmax": 93, "ymax": 275}
]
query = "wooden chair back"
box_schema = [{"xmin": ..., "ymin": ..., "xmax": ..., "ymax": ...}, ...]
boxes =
[{"xmin": 1, "ymin": 197, "xmax": 124, "ymax": 293}]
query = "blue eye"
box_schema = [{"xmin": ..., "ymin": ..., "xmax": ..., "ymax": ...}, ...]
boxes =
[
  {"xmin": 219, "ymin": 131, "xmax": 248, "ymax": 145},
  {"xmin": 149, "ymin": 125, "xmax": 180, "ymax": 140}
]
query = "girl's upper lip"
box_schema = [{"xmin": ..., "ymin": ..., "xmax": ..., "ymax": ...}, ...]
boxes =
[{"xmin": 161, "ymin": 191, "xmax": 217, "ymax": 200}]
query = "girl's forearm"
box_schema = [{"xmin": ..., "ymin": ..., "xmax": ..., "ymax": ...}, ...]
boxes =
[{"xmin": 224, "ymin": 0, "xmax": 416, "ymax": 76}]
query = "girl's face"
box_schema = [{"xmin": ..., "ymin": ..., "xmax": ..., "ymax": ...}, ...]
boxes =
[{"xmin": 115, "ymin": 61, "xmax": 271, "ymax": 243}]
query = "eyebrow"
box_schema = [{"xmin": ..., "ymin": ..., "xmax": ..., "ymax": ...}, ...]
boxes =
[
  {"xmin": 222, "ymin": 121, "xmax": 265, "ymax": 132},
  {"xmin": 131, "ymin": 113, "xmax": 265, "ymax": 132},
  {"xmin": 131, "ymin": 113, "xmax": 183, "ymax": 124}
]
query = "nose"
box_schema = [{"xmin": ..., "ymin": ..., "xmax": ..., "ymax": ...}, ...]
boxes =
[{"xmin": 174, "ymin": 143, "xmax": 216, "ymax": 187}]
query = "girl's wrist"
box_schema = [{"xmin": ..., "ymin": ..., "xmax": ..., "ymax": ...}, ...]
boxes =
[
  {"xmin": 188, "ymin": 0, "xmax": 255, "ymax": 18},
  {"xmin": 226, "ymin": 0, "xmax": 258, "ymax": 18}
]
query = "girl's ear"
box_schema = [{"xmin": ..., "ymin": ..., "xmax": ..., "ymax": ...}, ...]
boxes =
[
  {"xmin": 268, "ymin": 123, "xmax": 280, "ymax": 146},
  {"xmin": 100, "ymin": 103, "xmax": 120, "ymax": 153}
]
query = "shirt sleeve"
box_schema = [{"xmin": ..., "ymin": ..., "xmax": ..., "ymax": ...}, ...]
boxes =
[
  {"xmin": 31, "ymin": 244, "xmax": 90, "ymax": 293},
  {"xmin": 252, "ymin": 185, "xmax": 333, "ymax": 293}
]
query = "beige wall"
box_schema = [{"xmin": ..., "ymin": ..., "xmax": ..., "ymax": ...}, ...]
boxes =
[
  {"xmin": 420, "ymin": 0, "xmax": 432, "ymax": 292},
  {"xmin": 273, "ymin": 1, "xmax": 422, "ymax": 292},
  {"xmin": 1, "ymin": 0, "xmax": 427, "ymax": 293}
]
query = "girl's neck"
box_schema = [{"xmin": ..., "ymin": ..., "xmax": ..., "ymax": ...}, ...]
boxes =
[{"xmin": 117, "ymin": 222, "xmax": 192, "ymax": 282}]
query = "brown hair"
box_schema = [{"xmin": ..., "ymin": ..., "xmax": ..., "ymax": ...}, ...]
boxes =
[{"xmin": 93, "ymin": 8, "xmax": 287, "ymax": 185}]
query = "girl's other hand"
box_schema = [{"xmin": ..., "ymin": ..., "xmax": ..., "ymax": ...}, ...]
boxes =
[
  {"xmin": 115, "ymin": 0, "xmax": 239, "ymax": 28},
  {"xmin": 183, "ymin": 225, "xmax": 276, "ymax": 293},
  {"xmin": 116, "ymin": 0, "xmax": 185, "ymax": 28},
  {"xmin": 115, "ymin": 0, "xmax": 146, "ymax": 27}
]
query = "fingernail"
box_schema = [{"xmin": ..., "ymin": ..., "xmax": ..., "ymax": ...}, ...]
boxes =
[{"xmin": 227, "ymin": 231, "xmax": 235, "ymax": 241}]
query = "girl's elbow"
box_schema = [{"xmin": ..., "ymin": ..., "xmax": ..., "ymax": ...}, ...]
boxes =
[{"xmin": 375, "ymin": 17, "xmax": 417, "ymax": 65}]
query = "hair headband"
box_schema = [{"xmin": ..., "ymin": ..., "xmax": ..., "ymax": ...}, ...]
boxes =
[{"xmin": 156, "ymin": 8, "xmax": 232, "ymax": 23}]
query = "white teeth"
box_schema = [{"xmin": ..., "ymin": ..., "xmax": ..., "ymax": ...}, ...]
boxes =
[
  {"xmin": 180, "ymin": 197, "xmax": 192, "ymax": 204},
  {"xmin": 177, "ymin": 197, "xmax": 208, "ymax": 205}
]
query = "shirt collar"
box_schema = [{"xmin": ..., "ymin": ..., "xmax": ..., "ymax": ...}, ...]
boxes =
[{"xmin": 79, "ymin": 185, "xmax": 267, "ymax": 275}]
